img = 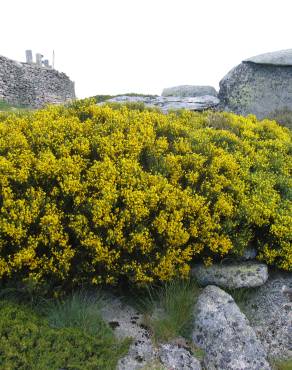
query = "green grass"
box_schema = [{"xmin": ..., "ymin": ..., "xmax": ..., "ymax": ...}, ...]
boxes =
[
  {"xmin": 0, "ymin": 99, "xmax": 29, "ymax": 112},
  {"xmin": 44, "ymin": 290, "xmax": 110, "ymax": 337},
  {"xmin": 272, "ymin": 359, "xmax": 292, "ymax": 370},
  {"xmin": 0, "ymin": 99, "xmax": 15, "ymax": 111},
  {"xmin": 0, "ymin": 291, "xmax": 130, "ymax": 369},
  {"xmin": 138, "ymin": 279, "xmax": 201, "ymax": 343},
  {"xmin": 225, "ymin": 287, "xmax": 256, "ymax": 312}
]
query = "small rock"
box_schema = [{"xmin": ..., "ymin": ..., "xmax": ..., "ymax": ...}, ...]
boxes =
[
  {"xmin": 191, "ymin": 261, "xmax": 268, "ymax": 288},
  {"xmin": 192, "ymin": 285, "xmax": 271, "ymax": 370},
  {"xmin": 159, "ymin": 343, "xmax": 201, "ymax": 370}
]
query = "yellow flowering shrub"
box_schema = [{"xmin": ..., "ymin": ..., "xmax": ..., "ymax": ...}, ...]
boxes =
[{"xmin": 0, "ymin": 102, "xmax": 291, "ymax": 288}]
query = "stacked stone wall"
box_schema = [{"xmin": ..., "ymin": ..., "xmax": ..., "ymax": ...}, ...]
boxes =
[{"xmin": 0, "ymin": 55, "xmax": 75, "ymax": 108}]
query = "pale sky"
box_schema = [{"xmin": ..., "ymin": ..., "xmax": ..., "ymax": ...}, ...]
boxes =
[{"xmin": 1, "ymin": 0, "xmax": 291, "ymax": 98}]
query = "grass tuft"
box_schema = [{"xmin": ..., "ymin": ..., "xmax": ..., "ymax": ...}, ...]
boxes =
[
  {"xmin": 139, "ymin": 279, "xmax": 201, "ymax": 343},
  {"xmin": 44, "ymin": 290, "xmax": 110, "ymax": 337}
]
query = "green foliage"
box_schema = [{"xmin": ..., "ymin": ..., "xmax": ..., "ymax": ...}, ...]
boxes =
[
  {"xmin": 268, "ymin": 108, "xmax": 292, "ymax": 130},
  {"xmin": 0, "ymin": 99, "xmax": 29, "ymax": 112},
  {"xmin": 0, "ymin": 100, "xmax": 13, "ymax": 111},
  {"xmin": 272, "ymin": 359, "xmax": 292, "ymax": 370},
  {"xmin": 93, "ymin": 95, "xmax": 114, "ymax": 103},
  {"xmin": 140, "ymin": 279, "xmax": 200, "ymax": 342},
  {"xmin": 0, "ymin": 299, "xmax": 130, "ymax": 370},
  {"xmin": 0, "ymin": 103, "xmax": 291, "ymax": 291},
  {"xmin": 92, "ymin": 93, "xmax": 158, "ymax": 103}
]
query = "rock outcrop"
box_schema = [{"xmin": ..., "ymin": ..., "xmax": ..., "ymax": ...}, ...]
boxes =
[
  {"xmin": 218, "ymin": 49, "xmax": 292, "ymax": 119},
  {"xmin": 100, "ymin": 294, "xmax": 156, "ymax": 370},
  {"xmin": 0, "ymin": 55, "xmax": 75, "ymax": 108},
  {"xmin": 240, "ymin": 271, "xmax": 292, "ymax": 360},
  {"xmin": 191, "ymin": 262, "xmax": 268, "ymax": 289},
  {"xmin": 162, "ymin": 85, "xmax": 217, "ymax": 98},
  {"xmin": 102, "ymin": 95, "xmax": 219, "ymax": 113},
  {"xmin": 192, "ymin": 285, "xmax": 271, "ymax": 370}
]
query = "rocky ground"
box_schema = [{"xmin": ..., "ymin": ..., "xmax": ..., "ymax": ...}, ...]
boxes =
[
  {"xmin": 99, "ymin": 94, "xmax": 220, "ymax": 113},
  {"xmin": 100, "ymin": 264, "xmax": 291, "ymax": 370}
]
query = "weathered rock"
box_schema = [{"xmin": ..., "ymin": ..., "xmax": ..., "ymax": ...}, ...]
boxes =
[
  {"xmin": 100, "ymin": 294, "xmax": 156, "ymax": 370},
  {"xmin": 103, "ymin": 95, "xmax": 220, "ymax": 112},
  {"xmin": 218, "ymin": 49, "xmax": 292, "ymax": 119},
  {"xmin": 239, "ymin": 271, "xmax": 292, "ymax": 360},
  {"xmin": 158, "ymin": 343, "xmax": 201, "ymax": 370},
  {"xmin": 192, "ymin": 285, "xmax": 271, "ymax": 370},
  {"xmin": 0, "ymin": 54, "xmax": 75, "ymax": 108},
  {"xmin": 192, "ymin": 262, "xmax": 268, "ymax": 289},
  {"xmin": 162, "ymin": 85, "xmax": 217, "ymax": 98}
]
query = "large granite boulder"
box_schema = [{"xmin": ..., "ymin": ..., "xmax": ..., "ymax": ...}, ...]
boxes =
[
  {"xmin": 162, "ymin": 85, "xmax": 217, "ymax": 97},
  {"xmin": 192, "ymin": 285, "xmax": 271, "ymax": 370},
  {"xmin": 218, "ymin": 49, "xmax": 292, "ymax": 119},
  {"xmin": 191, "ymin": 262, "xmax": 268, "ymax": 289}
]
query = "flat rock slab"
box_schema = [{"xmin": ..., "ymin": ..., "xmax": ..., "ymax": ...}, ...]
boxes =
[
  {"xmin": 191, "ymin": 262, "xmax": 268, "ymax": 288},
  {"xmin": 243, "ymin": 48, "xmax": 292, "ymax": 66},
  {"xmin": 192, "ymin": 285, "xmax": 271, "ymax": 370},
  {"xmin": 101, "ymin": 95, "xmax": 220, "ymax": 113}
]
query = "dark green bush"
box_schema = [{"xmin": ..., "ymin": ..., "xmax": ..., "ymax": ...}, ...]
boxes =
[{"xmin": 0, "ymin": 300, "xmax": 129, "ymax": 369}]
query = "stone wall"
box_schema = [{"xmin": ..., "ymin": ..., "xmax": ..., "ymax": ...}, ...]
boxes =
[{"xmin": 0, "ymin": 55, "xmax": 75, "ymax": 108}]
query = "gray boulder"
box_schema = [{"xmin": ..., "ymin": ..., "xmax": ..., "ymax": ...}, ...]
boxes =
[
  {"xmin": 192, "ymin": 285, "xmax": 271, "ymax": 370},
  {"xmin": 218, "ymin": 49, "xmax": 292, "ymax": 119},
  {"xmin": 158, "ymin": 343, "xmax": 201, "ymax": 370},
  {"xmin": 162, "ymin": 85, "xmax": 217, "ymax": 97},
  {"xmin": 191, "ymin": 262, "xmax": 268, "ymax": 289}
]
